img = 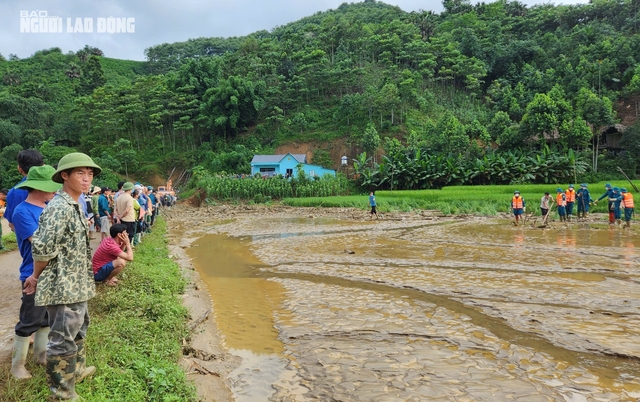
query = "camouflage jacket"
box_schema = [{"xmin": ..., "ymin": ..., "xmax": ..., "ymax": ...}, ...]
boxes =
[{"xmin": 32, "ymin": 191, "xmax": 95, "ymax": 306}]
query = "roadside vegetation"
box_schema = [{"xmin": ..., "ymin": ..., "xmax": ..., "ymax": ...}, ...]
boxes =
[
  {"xmin": 0, "ymin": 218, "xmax": 196, "ymax": 402},
  {"xmin": 283, "ymin": 181, "xmax": 640, "ymax": 216},
  {"xmin": 0, "ymin": 231, "xmax": 17, "ymax": 254}
]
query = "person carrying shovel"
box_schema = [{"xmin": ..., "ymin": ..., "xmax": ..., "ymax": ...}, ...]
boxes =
[
  {"xmin": 556, "ymin": 188, "xmax": 567, "ymax": 222},
  {"xmin": 540, "ymin": 192, "xmax": 554, "ymax": 224}
]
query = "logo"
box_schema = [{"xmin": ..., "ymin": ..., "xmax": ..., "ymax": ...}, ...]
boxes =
[{"xmin": 20, "ymin": 11, "xmax": 135, "ymax": 34}]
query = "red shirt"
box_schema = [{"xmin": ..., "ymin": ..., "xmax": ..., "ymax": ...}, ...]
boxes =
[{"xmin": 92, "ymin": 237, "xmax": 124, "ymax": 274}]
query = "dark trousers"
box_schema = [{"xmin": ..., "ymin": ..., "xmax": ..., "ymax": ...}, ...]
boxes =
[
  {"xmin": 15, "ymin": 281, "xmax": 48, "ymax": 337},
  {"xmin": 122, "ymin": 220, "xmax": 135, "ymax": 241}
]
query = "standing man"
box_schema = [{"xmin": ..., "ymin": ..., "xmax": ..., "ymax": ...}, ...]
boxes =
[
  {"xmin": 114, "ymin": 182, "xmax": 136, "ymax": 241},
  {"xmin": 10, "ymin": 166, "xmax": 62, "ymax": 380},
  {"xmin": 621, "ymin": 188, "xmax": 634, "ymax": 228},
  {"xmin": 594, "ymin": 183, "xmax": 615, "ymax": 224},
  {"xmin": 610, "ymin": 187, "xmax": 623, "ymax": 226},
  {"xmin": 98, "ymin": 187, "xmax": 113, "ymax": 241},
  {"xmin": 23, "ymin": 153, "xmax": 101, "ymax": 400},
  {"xmin": 565, "ymin": 184, "xmax": 576, "ymax": 221},
  {"xmin": 0, "ymin": 188, "xmax": 7, "ymax": 250},
  {"xmin": 148, "ymin": 187, "xmax": 158, "ymax": 227},
  {"xmin": 4, "ymin": 150, "xmax": 44, "ymax": 232},
  {"xmin": 369, "ymin": 191, "xmax": 378, "ymax": 219},
  {"xmin": 511, "ymin": 190, "xmax": 525, "ymax": 226},
  {"xmin": 576, "ymin": 183, "xmax": 592, "ymax": 220},
  {"xmin": 556, "ymin": 188, "xmax": 567, "ymax": 222},
  {"xmin": 540, "ymin": 192, "xmax": 553, "ymax": 222}
]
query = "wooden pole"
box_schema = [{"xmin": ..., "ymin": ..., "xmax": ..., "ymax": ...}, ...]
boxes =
[{"xmin": 617, "ymin": 166, "xmax": 639, "ymax": 192}]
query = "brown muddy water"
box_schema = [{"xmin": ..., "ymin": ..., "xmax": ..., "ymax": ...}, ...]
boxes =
[{"xmin": 187, "ymin": 216, "xmax": 640, "ymax": 401}]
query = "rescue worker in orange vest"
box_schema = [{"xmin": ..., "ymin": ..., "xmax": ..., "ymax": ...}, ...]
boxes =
[
  {"xmin": 511, "ymin": 190, "xmax": 525, "ymax": 225},
  {"xmin": 565, "ymin": 184, "xmax": 576, "ymax": 221},
  {"xmin": 556, "ymin": 188, "xmax": 567, "ymax": 222},
  {"xmin": 621, "ymin": 188, "xmax": 634, "ymax": 228}
]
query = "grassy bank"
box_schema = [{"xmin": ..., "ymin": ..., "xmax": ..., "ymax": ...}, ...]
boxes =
[
  {"xmin": 0, "ymin": 218, "xmax": 196, "ymax": 401},
  {"xmin": 0, "ymin": 231, "xmax": 17, "ymax": 254},
  {"xmin": 282, "ymin": 181, "xmax": 640, "ymax": 216}
]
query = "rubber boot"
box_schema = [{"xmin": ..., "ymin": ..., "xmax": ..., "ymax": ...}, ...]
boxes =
[
  {"xmin": 75, "ymin": 339, "xmax": 95, "ymax": 384},
  {"xmin": 47, "ymin": 353, "xmax": 79, "ymax": 400},
  {"xmin": 33, "ymin": 327, "xmax": 50, "ymax": 365},
  {"xmin": 11, "ymin": 335, "xmax": 32, "ymax": 380}
]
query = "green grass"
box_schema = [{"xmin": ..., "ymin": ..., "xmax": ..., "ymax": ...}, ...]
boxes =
[
  {"xmin": 0, "ymin": 231, "xmax": 17, "ymax": 254},
  {"xmin": 283, "ymin": 181, "xmax": 640, "ymax": 216},
  {"xmin": 0, "ymin": 218, "xmax": 196, "ymax": 402}
]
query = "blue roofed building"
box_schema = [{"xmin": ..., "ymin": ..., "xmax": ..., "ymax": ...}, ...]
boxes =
[{"xmin": 250, "ymin": 153, "xmax": 336, "ymax": 178}]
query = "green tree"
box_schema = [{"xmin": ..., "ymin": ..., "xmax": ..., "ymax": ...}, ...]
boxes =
[{"xmin": 362, "ymin": 123, "xmax": 381, "ymax": 164}]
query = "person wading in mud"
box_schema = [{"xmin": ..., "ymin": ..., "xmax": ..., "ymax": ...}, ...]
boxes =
[
  {"xmin": 594, "ymin": 183, "xmax": 615, "ymax": 225},
  {"xmin": 621, "ymin": 188, "xmax": 634, "ymax": 228},
  {"xmin": 511, "ymin": 190, "xmax": 525, "ymax": 226},
  {"xmin": 576, "ymin": 183, "xmax": 592, "ymax": 220},
  {"xmin": 565, "ymin": 184, "xmax": 576, "ymax": 221},
  {"xmin": 369, "ymin": 191, "xmax": 378, "ymax": 219},
  {"xmin": 24, "ymin": 153, "xmax": 101, "ymax": 400},
  {"xmin": 556, "ymin": 188, "xmax": 567, "ymax": 222},
  {"xmin": 540, "ymin": 192, "xmax": 553, "ymax": 223}
]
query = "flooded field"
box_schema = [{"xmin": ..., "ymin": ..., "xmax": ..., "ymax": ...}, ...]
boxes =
[{"xmin": 184, "ymin": 211, "xmax": 640, "ymax": 401}]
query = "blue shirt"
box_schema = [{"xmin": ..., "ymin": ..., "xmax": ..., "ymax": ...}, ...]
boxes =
[
  {"xmin": 12, "ymin": 201, "xmax": 44, "ymax": 281},
  {"xmin": 98, "ymin": 194, "xmax": 110, "ymax": 217},
  {"xmin": 148, "ymin": 193, "xmax": 157, "ymax": 206},
  {"xmin": 369, "ymin": 195, "xmax": 376, "ymax": 207},
  {"xmin": 4, "ymin": 177, "xmax": 28, "ymax": 224},
  {"xmin": 597, "ymin": 188, "xmax": 614, "ymax": 202}
]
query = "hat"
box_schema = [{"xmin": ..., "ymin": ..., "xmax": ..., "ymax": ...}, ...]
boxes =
[
  {"xmin": 15, "ymin": 165, "xmax": 62, "ymax": 193},
  {"xmin": 580, "ymin": 183, "xmax": 587, "ymax": 188},
  {"xmin": 101, "ymin": 186, "xmax": 112, "ymax": 193},
  {"xmin": 568, "ymin": 184, "xmax": 574, "ymax": 188},
  {"xmin": 621, "ymin": 188, "xmax": 628, "ymax": 193},
  {"xmin": 613, "ymin": 186, "xmax": 619, "ymax": 191},
  {"xmin": 52, "ymin": 153, "xmax": 101, "ymax": 183},
  {"xmin": 605, "ymin": 183, "xmax": 612, "ymax": 188},
  {"xmin": 147, "ymin": 186, "xmax": 153, "ymax": 190},
  {"xmin": 556, "ymin": 188, "xmax": 563, "ymax": 192},
  {"xmin": 514, "ymin": 190, "xmax": 520, "ymax": 194},
  {"xmin": 91, "ymin": 185, "xmax": 101, "ymax": 194},
  {"xmin": 122, "ymin": 182, "xmax": 134, "ymax": 191}
]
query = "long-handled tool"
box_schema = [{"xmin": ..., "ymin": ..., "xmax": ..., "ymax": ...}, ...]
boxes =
[
  {"xmin": 538, "ymin": 206, "xmax": 554, "ymax": 228},
  {"xmin": 617, "ymin": 166, "xmax": 639, "ymax": 192}
]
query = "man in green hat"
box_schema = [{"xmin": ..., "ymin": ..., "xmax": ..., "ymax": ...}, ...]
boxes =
[
  {"xmin": 10, "ymin": 165, "xmax": 61, "ymax": 380},
  {"xmin": 24, "ymin": 153, "xmax": 101, "ymax": 400}
]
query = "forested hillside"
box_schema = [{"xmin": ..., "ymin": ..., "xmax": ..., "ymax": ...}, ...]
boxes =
[{"xmin": 1, "ymin": 0, "xmax": 640, "ymax": 191}]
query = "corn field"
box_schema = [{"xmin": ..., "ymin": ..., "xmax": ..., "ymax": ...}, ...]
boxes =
[{"xmin": 198, "ymin": 174, "xmax": 351, "ymax": 201}]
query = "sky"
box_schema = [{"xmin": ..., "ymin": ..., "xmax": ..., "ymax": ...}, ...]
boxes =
[{"xmin": 1, "ymin": 0, "xmax": 589, "ymax": 62}]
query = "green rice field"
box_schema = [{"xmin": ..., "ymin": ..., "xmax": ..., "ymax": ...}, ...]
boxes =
[{"xmin": 282, "ymin": 181, "xmax": 640, "ymax": 216}]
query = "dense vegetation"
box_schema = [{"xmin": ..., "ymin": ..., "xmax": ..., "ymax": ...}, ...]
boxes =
[
  {"xmin": 1, "ymin": 0, "xmax": 640, "ymax": 192},
  {"xmin": 284, "ymin": 180, "xmax": 640, "ymax": 215}
]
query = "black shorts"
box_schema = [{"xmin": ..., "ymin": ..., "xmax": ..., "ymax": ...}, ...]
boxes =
[{"xmin": 371, "ymin": 206, "xmax": 377, "ymax": 214}]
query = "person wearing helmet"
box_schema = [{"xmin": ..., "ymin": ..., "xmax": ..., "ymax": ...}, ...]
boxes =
[
  {"xmin": 511, "ymin": 190, "xmax": 525, "ymax": 225},
  {"xmin": 609, "ymin": 187, "xmax": 623, "ymax": 226},
  {"xmin": 556, "ymin": 188, "xmax": 567, "ymax": 222},
  {"xmin": 565, "ymin": 184, "xmax": 576, "ymax": 221},
  {"xmin": 576, "ymin": 183, "xmax": 592, "ymax": 220},
  {"xmin": 621, "ymin": 188, "xmax": 634, "ymax": 227},
  {"xmin": 24, "ymin": 153, "xmax": 102, "ymax": 400},
  {"xmin": 594, "ymin": 183, "xmax": 615, "ymax": 224}
]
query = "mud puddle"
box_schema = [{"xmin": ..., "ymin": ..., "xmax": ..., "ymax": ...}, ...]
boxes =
[{"xmin": 186, "ymin": 212, "xmax": 640, "ymax": 401}]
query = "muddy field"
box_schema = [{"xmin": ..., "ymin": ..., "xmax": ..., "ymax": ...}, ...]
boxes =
[{"xmin": 167, "ymin": 205, "xmax": 640, "ymax": 402}]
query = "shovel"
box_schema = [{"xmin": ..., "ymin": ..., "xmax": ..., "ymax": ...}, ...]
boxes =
[{"xmin": 538, "ymin": 206, "xmax": 554, "ymax": 228}]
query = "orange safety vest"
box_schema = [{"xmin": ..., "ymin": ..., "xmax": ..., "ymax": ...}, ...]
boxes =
[
  {"xmin": 565, "ymin": 188, "xmax": 575, "ymax": 202},
  {"xmin": 512, "ymin": 196, "xmax": 523, "ymax": 209},
  {"xmin": 623, "ymin": 193, "xmax": 634, "ymax": 208},
  {"xmin": 556, "ymin": 193, "xmax": 566, "ymax": 207}
]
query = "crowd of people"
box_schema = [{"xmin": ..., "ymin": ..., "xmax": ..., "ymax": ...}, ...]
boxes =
[
  {"xmin": 511, "ymin": 183, "xmax": 635, "ymax": 226},
  {"xmin": 2, "ymin": 149, "xmax": 164, "ymax": 400}
]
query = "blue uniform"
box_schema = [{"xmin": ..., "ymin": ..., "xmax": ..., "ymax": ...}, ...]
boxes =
[
  {"xmin": 611, "ymin": 191, "xmax": 623, "ymax": 220},
  {"xmin": 4, "ymin": 177, "xmax": 28, "ymax": 226},
  {"xmin": 576, "ymin": 188, "xmax": 592, "ymax": 213}
]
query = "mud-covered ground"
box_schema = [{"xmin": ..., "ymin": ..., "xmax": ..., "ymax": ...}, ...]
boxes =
[{"xmin": 167, "ymin": 204, "xmax": 640, "ymax": 402}]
